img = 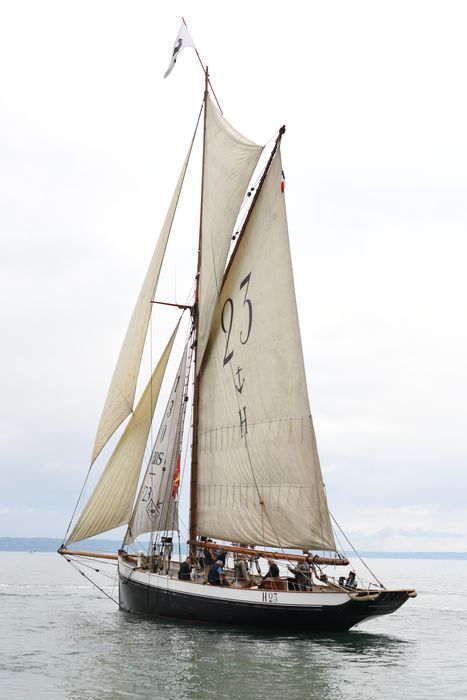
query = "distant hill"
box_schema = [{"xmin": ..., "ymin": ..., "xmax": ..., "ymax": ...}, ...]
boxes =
[
  {"xmin": 0, "ymin": 537, "xmax": 127, "ymax": 553},
  {"xmin": 358, "ymin": 550, "xmax": 467, "ymax": 560},
  {"xmin": 0, "ymin": 538, "xmax": 466, "ymax": 559}
]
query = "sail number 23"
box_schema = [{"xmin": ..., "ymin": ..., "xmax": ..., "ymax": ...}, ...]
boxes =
[{"xmin": 221, "ymin": 273, "xmax": 252, "ymax": 366}]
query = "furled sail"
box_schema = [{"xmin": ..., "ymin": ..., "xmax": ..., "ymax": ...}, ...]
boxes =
[
  {"xmin": 196, "ymin": 96, "xmax": 262, "ymax": 374},
  {"xmin": 91, "ymin": 142, "xmax": 194, "ymax": 464},
  {"xmin": 196, "ymin": 150, "xmax": 336, "ymax": 551},
  {"xmin": 67, "ymin": 321, "xmax": 180, "ymax": 545},
  {"xmin": 124, "ymin": 344, "xmax": 190, "ymax": 545}
]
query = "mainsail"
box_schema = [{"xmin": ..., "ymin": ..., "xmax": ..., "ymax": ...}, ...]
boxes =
[
  {"xmin": 196, "ymin": 96, "xmax": 263, "ymax": 373},
  {"xmin": 91, "ymin": 140, "xmax": 195, "ymax": 464},
  {"xmin": 124, "ymin": 344, "xmax": 190, "ymax": 545},
  {"xmin": 67, "ymin": 321, "xmax": 180, "ymax": 545},
  {"xmin": 196, "ymin": 149, "xmax": 336, "ymax": 551}
]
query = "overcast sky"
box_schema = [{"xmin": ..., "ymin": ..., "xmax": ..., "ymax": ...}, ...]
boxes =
[{"xmin": 1, "ymin": 1, "xmax": 466, "ymax": 552}]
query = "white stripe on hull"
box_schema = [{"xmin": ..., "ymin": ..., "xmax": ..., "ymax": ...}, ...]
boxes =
[{"xmin": 119, "ymin": 558, "xmax": 351, "ymax": 609}]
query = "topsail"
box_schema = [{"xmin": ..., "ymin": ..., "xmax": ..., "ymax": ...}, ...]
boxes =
[{"xmin": 196, "ymin": 96, "xmax": 263, "ymax": 373}]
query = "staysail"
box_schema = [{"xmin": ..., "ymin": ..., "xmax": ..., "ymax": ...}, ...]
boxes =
[
  {"xmin": 196, "ymin": 96, "xmax": 263, "ymax": 373},
  {"xmin": 124, "ymin": 344, "xmax": 190, "ymax": 545},
  {"xmin": 196, "ymin": 149, "xmax": 336, "ymax": 551},
  {"xmin": 91, "ymin": 139, "xmax": 195, "ymax": 464},
  {"xmin": 67, "ymin": 321, "xmax": 180, "ymax": 545}
]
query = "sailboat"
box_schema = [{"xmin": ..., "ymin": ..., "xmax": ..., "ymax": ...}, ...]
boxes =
[{"xmin": 59, "ymin": 39, "xmax": 416, "ymax": 631}]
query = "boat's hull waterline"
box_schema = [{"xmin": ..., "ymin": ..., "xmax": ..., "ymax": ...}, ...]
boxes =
[{"xmin": 118, "ymin": 558, "xmax": 412, "ymax": 632}]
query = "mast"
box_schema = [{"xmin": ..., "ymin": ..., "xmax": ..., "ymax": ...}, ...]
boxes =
[{"xmin": 189, "ymin": 67, "xmax": 209, "ymax": 554}]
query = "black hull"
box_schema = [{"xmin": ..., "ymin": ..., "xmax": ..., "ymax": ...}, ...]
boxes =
[{"xmin": 119, "ymin": 572, "xmax": 411, "ymax": 632}]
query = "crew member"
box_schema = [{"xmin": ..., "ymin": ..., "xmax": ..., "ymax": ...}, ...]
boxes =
[
  {"xmin": 263, "ymin": 558, "xmax": 280, "ymax": 579},
  {"xmin": 208, "ymin": 559, "xmax": 228, "ymax": 586},
  {"xmin": 178, "ymin": 557, "xmax": 191, "ymax": 581}
]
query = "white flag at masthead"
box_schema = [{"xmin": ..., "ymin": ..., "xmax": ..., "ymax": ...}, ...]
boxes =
[{"xmin": 164, "ymin": 21, "xmax": 196, "ymax": 78}]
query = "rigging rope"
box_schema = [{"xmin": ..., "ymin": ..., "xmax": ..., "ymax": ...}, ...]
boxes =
[
  {"xmin": 63, "ymin": 555, "xmax": 119, "ymax": 605},
  {"xmin": 330, "ymin": 512, "xmax": 385, "ymax": 588}
]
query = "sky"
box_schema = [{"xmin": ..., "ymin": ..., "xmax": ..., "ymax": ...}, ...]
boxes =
[{"xmin": 1, "ymin": 1, "xmax": 466, "ymax": 552}]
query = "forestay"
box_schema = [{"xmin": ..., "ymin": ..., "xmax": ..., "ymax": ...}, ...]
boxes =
[
  {"xmin": 196, "ymin": 150, "xmax": 336, "ymax": 551},
  {"xmin": 124, "ymin": 345, "xmax": 190, "ymax": 545},
  {"xmin": 196, "ymin": 96, "xmax": 262, "ymax": 373},
  {"xmin": 67, "ymin": 321, "xmax": 180, "ymax": 545}
]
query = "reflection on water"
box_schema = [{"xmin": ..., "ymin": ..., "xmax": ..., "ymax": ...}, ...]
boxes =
[
  {"xmin": 311, "ymin": 630, "xmax": 410, "ymax": 658},
  {"xmin": 61, "ymin": 612, "xmax": 414, "ymax": 700}
]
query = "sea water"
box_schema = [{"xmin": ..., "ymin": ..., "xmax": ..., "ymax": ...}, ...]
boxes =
[{"xmin": 1, "ymin": 552, "xmax": 466, "ymax": 699}]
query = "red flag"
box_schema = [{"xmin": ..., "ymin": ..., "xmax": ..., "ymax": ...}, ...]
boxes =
[
  {"xmin": 171, "ymin": 453, "xmax": 181, "ymax": 498},
  {"xmin": 280, "ymin": 169, "xmax": 285, "ymax": 193}
]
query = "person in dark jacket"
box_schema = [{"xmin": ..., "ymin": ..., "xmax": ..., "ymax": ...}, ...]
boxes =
[
  {"xmin": 203, "ymin": 544, "xmax": 214, "ymax": 569},
  {"xmin": 287, "ymin": 561, "xmax": 311, "ymax": 591},
  {"xmin": 263, "ymin": 558, "xmax": 280, "ymax": 579},
  {"xmin": 178, "ymin": 558, "xmax": 191, "ymax": 581},
  {"xmin": 208, "ymin": 560, "xmax": 228, "ymax": 586}
]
